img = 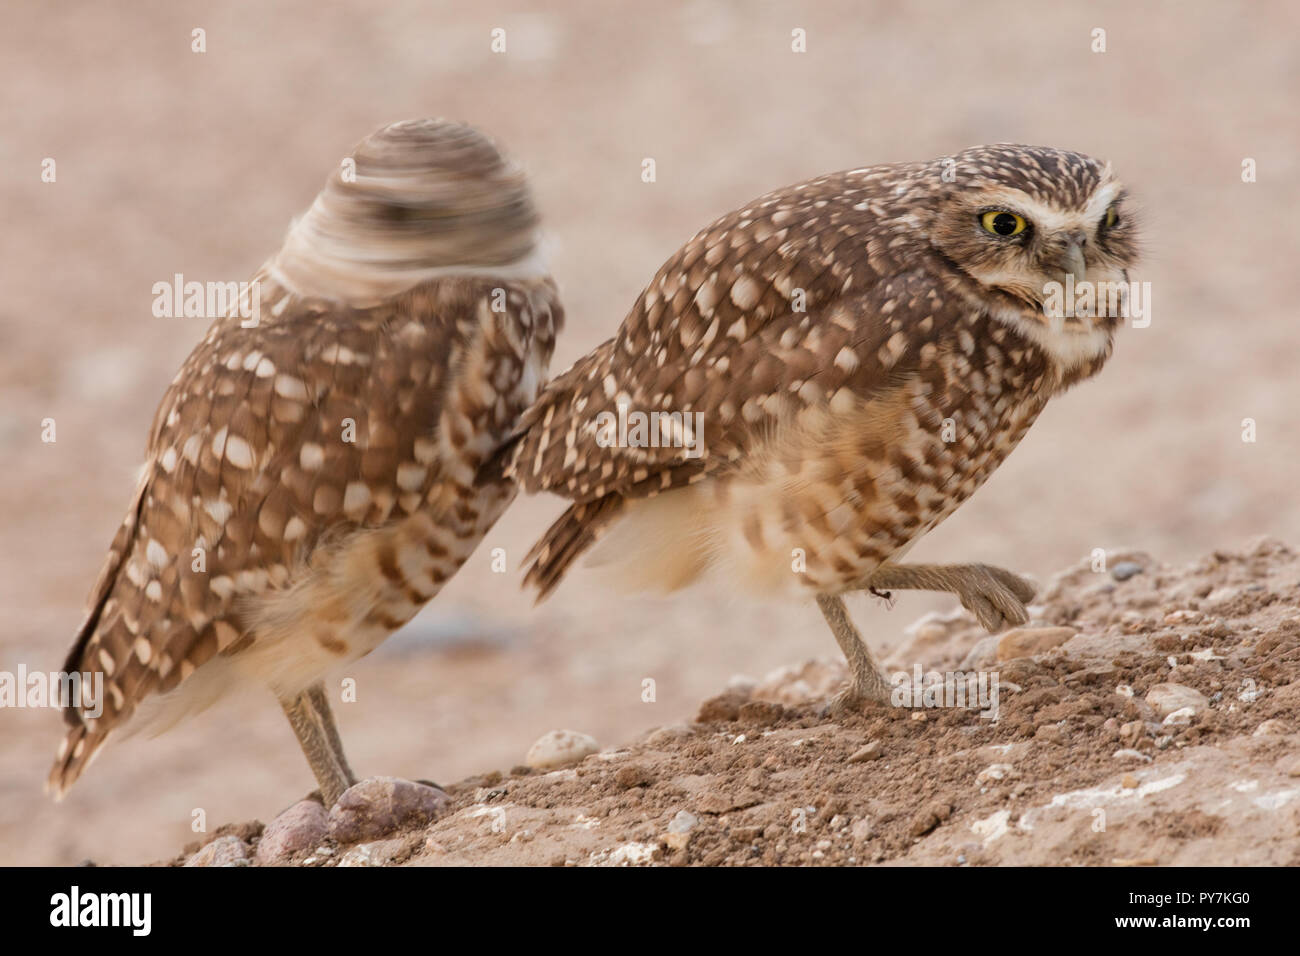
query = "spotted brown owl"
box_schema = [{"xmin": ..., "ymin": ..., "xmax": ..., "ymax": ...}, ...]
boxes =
[
  {"xmin": 50, "ymin": 119, "xmax": 563, "ymax": 804},
  {"xmin": 509, "ymin": 144, "xmax": 1136, "ymax": 709}
]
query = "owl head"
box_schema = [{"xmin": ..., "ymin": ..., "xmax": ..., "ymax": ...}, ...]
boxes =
[
  {"xmin": 271, "ymin": 118, "xmax": 545, "ymax": 306},
  {"xmin": 925, "ymin": 144, "xmax": 1139, "ymax": 340}
]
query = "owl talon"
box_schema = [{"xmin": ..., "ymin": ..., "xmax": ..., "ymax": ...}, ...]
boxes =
[
  {"xmin": 947, "ymin": 565, "xmax": 1034, "ymax": 633},
  {"xmin": 819, "ymin": 684, "xmax": 889, "ymax": 719},
  {"xmin": 985, "ymin": 566, "xmax": 1038, "ymax": 605}
]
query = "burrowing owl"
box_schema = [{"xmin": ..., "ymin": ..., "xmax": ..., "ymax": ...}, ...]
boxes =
[
  {"xmin": 509, "ymin": 144, "xmax": 1136, "ymax": 709},
  {"xmin": 50, "ymin": 119, "xmax": 562, "ymax": 804}
]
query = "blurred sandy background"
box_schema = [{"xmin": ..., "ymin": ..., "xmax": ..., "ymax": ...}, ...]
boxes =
[{"xmin": 2, "ymin": 0, "xmax": 1297, "ymax": 865}]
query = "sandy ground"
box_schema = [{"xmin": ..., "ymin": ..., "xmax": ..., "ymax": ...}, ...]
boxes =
[
  {"xmin": 171, "ymin": 539, "xmax": 1300, "ymax": 866},
  {"xmin": 2, "ymin": 1, "xmax": 1299, "ymax": 865}
]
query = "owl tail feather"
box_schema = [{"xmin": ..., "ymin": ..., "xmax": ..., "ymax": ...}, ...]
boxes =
[
  {"xmin": 522, "ymin": 495, "xmax": 624, "ymax": 602},
  {"xmin": 46, "ymin": 722, "xmax": 109, "ymax": 801}
]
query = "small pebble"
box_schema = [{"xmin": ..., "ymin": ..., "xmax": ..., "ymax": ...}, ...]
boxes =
[
  {"xmin": 1253, "ymin": 719, "xmax": 1288, "ymax": 737},
  {"xmin": 1111, "ymin": 561, "xmax": 1143, "ymax": 582},
  {"xmin": 1146, "ymin": 683, "xmax": 1209, "ymax": 717},
  {"xmin": 996, "ymin": 627, "xmax": 1077, "ymax": 661},
  {"xmin": 908, "ymin": 803, "xmax": 952, "ymax": 837},
  {"xmin": 848, "ymin": 741, "xmax": 883, "ymax": 763},
  {"xmin": 525, "ymin": 729, "xmax": 600, "ymax": 770},
  {"xmin": 1112, "ymin": 748, "xmax": 1153, "ymax": 763},
  {"xmin": 184, "ymin": 835, "xmax": 248, "ymax": 867},
  {"xmin": 328, "ymin": 777, "xmax": 451, "ymax": 844},
  {"xmin": 337, "ymin": 839, "xmax": 406, "ymax": 867},
  {"xmin": 255, "ymin": 799, "xmax": 328, "ymax": 864},
  {"xmin": 667, "ymin": 810, "xmax": 698, "ymax": 834},
  {"xmin": 958, "ymin": 636, "xmax": 1000, "ymax": 669}
]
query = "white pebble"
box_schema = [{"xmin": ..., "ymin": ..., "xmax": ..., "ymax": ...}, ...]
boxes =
[
  {"xmin": 1145, "ymin": 683, "xmax": 1209, "ymax": 717},
  {"xmin": 525, "ymin": 729, "xmax": 599, "ymax": 770},
  {"xmin": 667, "ymin": 810, "xmax": 698, "ymax": 834}
]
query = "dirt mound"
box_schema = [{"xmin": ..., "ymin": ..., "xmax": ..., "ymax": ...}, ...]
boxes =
[{"xmin": 172, "ymin": 538, "xmax": 1300, "ymax": 866}]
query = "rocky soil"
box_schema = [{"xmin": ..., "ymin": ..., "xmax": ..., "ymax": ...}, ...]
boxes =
[{"xmin": 169, "ymin": 539, "xmax": 1300, "ymax": 867}]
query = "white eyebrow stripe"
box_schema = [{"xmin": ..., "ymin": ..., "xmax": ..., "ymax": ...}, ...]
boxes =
[
  {"xmin": 981, "ymin": 182, "xmax": 1122, "ymax": 234},
  {"xmin": 1082, "ymin": 181, "xmax": 1122, "ymax": 224}
]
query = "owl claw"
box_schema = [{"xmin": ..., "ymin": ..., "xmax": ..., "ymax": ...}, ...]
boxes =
[
  {"xmin": 818, "ymin": 684, "xmax": 889, "ymax": 719},
  {"xmin": 956, "ymin": 565, "xmax": 1035, "ymax": 633}
]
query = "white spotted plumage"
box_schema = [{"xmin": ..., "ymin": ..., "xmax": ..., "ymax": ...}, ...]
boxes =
[{"xmin": 50, "ymin": 119, "xmax": 564, "ymax": 801}]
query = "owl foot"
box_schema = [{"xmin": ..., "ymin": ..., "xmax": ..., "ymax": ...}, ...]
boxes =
[
  {"xmin": 818, "ymin": 683, "xmax": 891, "ymax": 720},
  {"xmin": 281, "ymin": 681, "xmax": 358, "ymax": 807},
  {"xmin": 865, "ymin": 562, "xmax": 1037, "ymax": 634},
  {"xmin": 948, "ymin": 565, "xmax": 1036, "ymax": 633},
  {"xmin": 814, "ymin": 593, "xmax": 893, "ymax": 719}
]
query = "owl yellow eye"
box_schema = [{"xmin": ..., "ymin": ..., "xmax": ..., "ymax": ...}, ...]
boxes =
[
  {"xmin": 980, "ymin": 210, "xmax": 1027, "ymax": 237},
  {"xmin": 1103, "ymin": 204, "xmax": 1119, "ymax": 229}
]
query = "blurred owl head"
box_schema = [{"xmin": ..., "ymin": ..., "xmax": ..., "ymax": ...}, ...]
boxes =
[
  {"xmin": 272, "ymin": 118, "xmax": 545, "ymax": 307},
  {"xmin": 926, "ymin": 144, "xmax": 1139, "ymax": 335}
]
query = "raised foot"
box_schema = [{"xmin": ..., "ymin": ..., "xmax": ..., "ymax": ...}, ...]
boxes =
[{"xmin": 954, "ymin": 565, "xmax": 1037, "ymax": 633}]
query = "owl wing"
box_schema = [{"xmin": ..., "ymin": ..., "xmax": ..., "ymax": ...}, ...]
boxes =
[
  {"xmin": 512, "ymin": 194, "xmax": 962, "ymax": 598},
  {"xmin": 511, "ymin": 169, "xmax": 947, "ymax": 503}
]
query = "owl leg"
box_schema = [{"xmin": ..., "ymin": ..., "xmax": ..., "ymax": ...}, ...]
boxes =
[
  {"xmin": 280, "ymin": 690, "xmax": 353, "ymax": 807},
  {"xmin": 307, "ymin": 681, "xmax": 357, "ymax": 789},
  {"xmin": 815, "ymin": 594, "xmax": 892, "ymax": 713},
  {"xmin": 866, "ymin": 562, "xmax": 1036, "ymax": 633}
]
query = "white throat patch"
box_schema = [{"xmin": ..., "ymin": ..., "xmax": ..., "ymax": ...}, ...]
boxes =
[{"xmin": 986, "ymin": 304, "xmax": 1112, "ymax": 370}]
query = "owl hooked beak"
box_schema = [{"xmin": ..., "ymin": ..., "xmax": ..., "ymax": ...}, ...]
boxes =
[{"xmin": 1060, "ymin": 236, "xmax": 1087, "ymax": 284}]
